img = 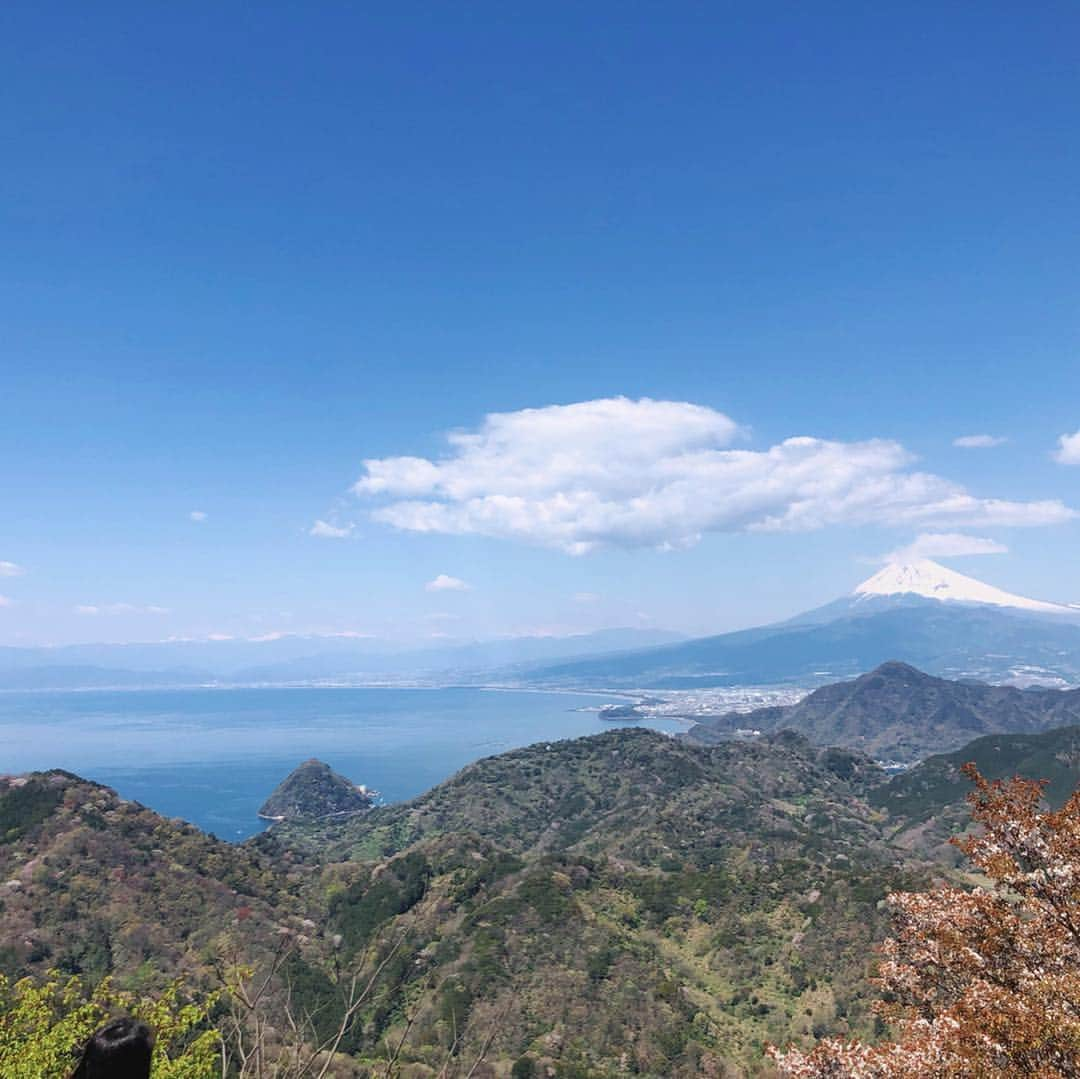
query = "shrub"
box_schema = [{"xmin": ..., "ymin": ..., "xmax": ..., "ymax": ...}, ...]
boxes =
[{"xmin": 0, "ymin": 970, "xmax": 220, "ymax": 1078}]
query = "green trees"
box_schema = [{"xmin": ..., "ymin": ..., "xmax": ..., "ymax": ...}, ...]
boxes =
[{"xmin": 0, "ymin": 970, "xmax": 220, "ymax": 1078}]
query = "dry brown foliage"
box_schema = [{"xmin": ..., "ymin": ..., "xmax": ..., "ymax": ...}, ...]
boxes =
[{"xmin": 770, "ymin": 765, "xmax": 1080, "ymax": 1077}]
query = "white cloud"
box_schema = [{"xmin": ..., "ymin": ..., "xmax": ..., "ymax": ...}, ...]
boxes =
[
  {"xmin": 953, "ymin": 434, "xmax": 1007, "ymax": 449},
  {"xmin": 883, "ymin": 532, "xmax": 1009, "ymax": 563},
  {"xmin": 1053, "ymin": 430, "xmax": 1080, "ymax": 466},
  {"xmin": 75, "ymin": 603, "xmax": 171, "ymax": 616},
  {"xmin": 352, "ymin": 397, "xmax": 1075, "ymax": 554},
  {"xmin": 0, "ymin": 595, "xmax": 11, "ymax": 608},
  {"xmin": 573, "ymin": 591, "xmax": 600, "ymax": 604},
  {"xmin": 0, "ymin": 561, "xmax": 25, "ymax": 577},
  {"xmin": 309, "ymin": 519, "xmax": 354, "ymax": 538},
  {"xmin": 425, "ymin": 574, "xmax": 471, "ymax": 592},
  {"xmin": 189, "ymin": 510, "xmax": 208, "ymax": 522}
]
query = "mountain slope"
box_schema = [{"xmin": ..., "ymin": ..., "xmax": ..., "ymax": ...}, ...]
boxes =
[
  {"xmin": 3, "ymin": 730, "xmax": 931, "ymax": 1076},
  {"xmin": 528, "ymin": 602, "xmax": 1080, "ymax": 688},
  {"xmin": 524, "ymin": 563, "xmax": 1080, "ymax": 689},
  {"xmin": 262, "ymin": 727, "xmax": 887, "ymax": 863},
  {"xmin": 868, "ymin": 724, "xmax": 1080, "ymax": 864},
  {"xmin": 0, "ymin": 771, "xmax": 292, "ymax": 984},
  {"xmin": 873, "ymin": 724, "xmax": 1080, "ymax": 820},
  {"xmin": 686, "ymin": 662, "xmax": 1080, "ymax": 762},
  {"xmin": 14, "ymin": 715, "xmax": 1072, "ymax": 1076},
  {"xmin": 255, "ymin": 728, "xmax": 924, "ymax": 1075}
]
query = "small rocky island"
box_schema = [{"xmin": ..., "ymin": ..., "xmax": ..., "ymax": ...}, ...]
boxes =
[
  {"xmin": 258, "ymin": 759, "xmax": 376, "ymax": 822},
  {"xmin": 599, "ymin": 702, "xmax": 642, "ymax": 721}
]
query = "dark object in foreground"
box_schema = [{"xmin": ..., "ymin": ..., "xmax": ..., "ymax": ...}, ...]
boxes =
[{"xmin": 71, "ymin": 1017, "xmax": 154, "ymax": 1078}]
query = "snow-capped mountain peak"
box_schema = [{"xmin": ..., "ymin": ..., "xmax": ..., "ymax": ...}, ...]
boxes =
[{"xmin": 854, "ymin": 559, "xmax": 1074, "ymax": 615}]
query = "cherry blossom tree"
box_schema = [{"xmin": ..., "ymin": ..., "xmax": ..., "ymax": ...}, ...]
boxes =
[{"xmin": 770, "ymin": 764, "xmax": 1080, "ymax": 1077}]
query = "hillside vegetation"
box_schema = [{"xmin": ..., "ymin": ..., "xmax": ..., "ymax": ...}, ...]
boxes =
[
  {"xmin": 686, "ymin": 661, "xmax": 1080, "ymax": 762},
  {"xmin": 250, "ymin": 729, "xmax": 928, "ymax": 1074},
  {"xmin": 4, "ymin": 712, "xmax": 1078, "ymax": 1076},
  {"xmin": 0, "ymin": 771, "xmax": 294, "ymax": 986}
]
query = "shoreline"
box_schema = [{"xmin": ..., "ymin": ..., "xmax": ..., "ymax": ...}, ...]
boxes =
[{"xmin": 0, "ymin": 680, "xmax": 647, "ymax": 698}]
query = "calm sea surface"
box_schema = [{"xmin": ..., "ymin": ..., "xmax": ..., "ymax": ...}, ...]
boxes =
[{"xmin": 0, "ymin": 687, "xmax": 682, "ymax": 840}]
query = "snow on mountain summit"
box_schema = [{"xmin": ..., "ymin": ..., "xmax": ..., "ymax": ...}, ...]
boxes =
[{"xmin": 854, "ymin": 559, "xmax": 1074, "ymax": 615}]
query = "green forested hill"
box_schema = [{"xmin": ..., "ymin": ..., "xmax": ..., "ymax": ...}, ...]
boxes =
[
  {"xmin": 0, "ymin": 729, "xmax": 959, "ymax": 1077},
  {"xmin": 0, "ymin": 771, "xmax": 295, "ymax": 986},
  {"xmin": 873, "ymin": 723, "xmax": 1080, "ymax": 819},
  {"xmin": 260, "ymin": 728, "xmax": 887, "ymax": 863},
  {"xmin": 867, "ymin": 724, "xmax": 1080, "ymax": 865},
  {"xmin": 249, "ymin": 729, "xmax": 926, "ymax": 1075},
  {"xmin": 686, "ymin": 661, "xmax": 1080, "ymax": 762}
]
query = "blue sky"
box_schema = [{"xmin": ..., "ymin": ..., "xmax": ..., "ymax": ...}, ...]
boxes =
[{"xmin": 2, "ymin": 3, "xmax": 1079, "ymax": 646}]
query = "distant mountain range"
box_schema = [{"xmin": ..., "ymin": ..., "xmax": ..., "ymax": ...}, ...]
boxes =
[
  {"xmin": 0, "ymin": 627, "xmax": 684, "ymax": 691},
  {"xmin": 6, "ymin": 560, "xmax": 1080, "ymax": 693},
  {"xmin": 684, "ymin": 661, "xmax": 1080, "ymax": 762},
  {"xmin": 522, "ymin": 560, "xmax": 1080, "ymax": 689}
]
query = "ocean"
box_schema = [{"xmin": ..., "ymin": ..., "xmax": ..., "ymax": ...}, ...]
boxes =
[{"xmin": 0, "ymin": 686, "xmax": 683, "ymax": 840}]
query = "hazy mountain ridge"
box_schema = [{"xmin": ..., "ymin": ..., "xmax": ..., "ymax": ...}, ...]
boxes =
[
  {"xmin": 523, "ymin": 562, "xmax": 1080, "ymax": 689},
  {"xmin": 0, "ymin": 628, "xmax": 685, "ymax": 691}
]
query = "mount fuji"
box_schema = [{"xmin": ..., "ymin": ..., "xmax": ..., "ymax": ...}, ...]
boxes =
[
  {"xmin": 853, "ymin": 559, "xmax": 1078, "ymax": 616},
  {"xmin": 526, "ymin": 560, "xmax": 1080, "ymax": 689}
]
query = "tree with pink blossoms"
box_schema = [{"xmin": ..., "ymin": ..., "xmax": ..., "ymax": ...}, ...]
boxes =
[{"xmin": 770, "ymin": 764, "xmax": 1080, "ymax": 1077}]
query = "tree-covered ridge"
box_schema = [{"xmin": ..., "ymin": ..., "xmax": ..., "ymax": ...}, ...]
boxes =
[
  {"xmin": 0, "ymin": 731, "xmax": 925, "ymax": 1075},
  {"xmin": 260, "ymin": 728, "xmax": 889, "ymax": 864},
  {"xmin": 247, "ymin": 730, "xmax": 930, "ymax": 1074},
  {"xmin": 873, "ymin": 723, "xmax": 1080, "ymax": 818},
  {"xmin": 0, "ymin": 771, "xmax": 293, "ymax": 986},
  {"xmin": 686, "ymin": 661, "xmax": 1080, "ymax": 762},
  {"xmin": 863, "ymin": 724, "xmax": 1080, "ymax": 865},
  {"xmin": 304, "ymin": 824, "xmax": 919, "ymax": 1075},
  {"xmin": 7, "ymin": 720, "xmax": 1075, "ymax": 1076}
]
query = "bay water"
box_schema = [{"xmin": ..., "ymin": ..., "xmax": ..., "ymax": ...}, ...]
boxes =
[{"xmin": 0, "ymin": 686, "xmax": 682, "ymax": 840}]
